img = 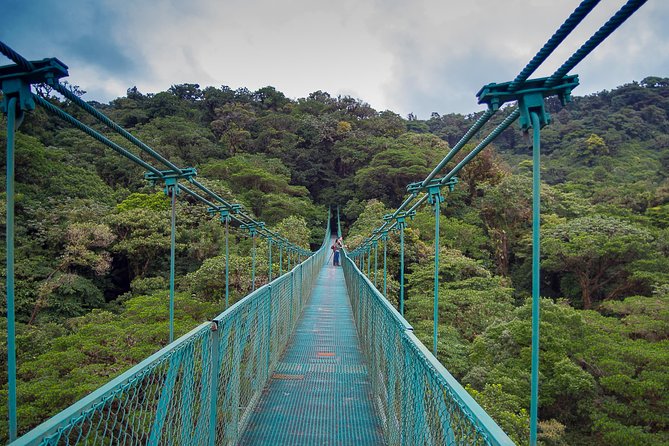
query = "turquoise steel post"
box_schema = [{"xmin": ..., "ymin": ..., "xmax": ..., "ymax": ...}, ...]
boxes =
[
  {"xmin": 289, "ymin": 270, "xmax": 294, "ymax": 324},
  {"xmin": 366, "ymin": 245, "xmax": 371, "ymax": 277},
  {"xmin": 373, "ymin": 240, "xmax": 378, "ymax": 288},
  {"xmin": 530, "ymin": 111, "xmax": 542, "ymax": 446},
  {"xmin": 149, "ymin": 354, "xmax": 181, "ymax": 443},
  {"xmin": 432, "ymin": 195, "xmax": 439, "ymax": 358},
  {"xmin": 147, "ymin": 170, "xmax": 197, "ymax": 343},
  {"xmin": 168, "ymin": 183, "xmax": 177, "ymax": 343},
  {"xmin": 337, "ymin": 206, "xmax": 341, "ymax": 237},
  {"xmin": 382, "ymin": 232, "xmax": 388, "ymax": 297},
  {"xmin": 208, "ymin": 321, "xmax": 221, "ymax": 446},
  {"xmin": 428, "ymin": 186, "xmax": 444, "ymax": 358},
  {"xmin": 265, "ymin": 286, "xmax": 272, "ymax": 372},
  {"xmin": 223, "ymin": 211, "xmax": 230, "ymax": 308},
  {"xmin": 229, "ymin": 319, "xmax": 242, "ymax": 442},
  {"xmin": 299, "ymin": 264, "xmax": 303, "ymax": 307},
  {"xmin": 5, "ymin": 96, "xmax": 18, "ymax": 441},
  {"xmin": 268, "ymin": 237, "xmax": 273, "ymax": 281},
  {"xmin": 279, "ymin": 242, "xmax": 283, "ymax": 276},
  {"xmin": 398, "ymin": 217, "xmax": 406, "ymax": 316},
  {"xmin": 287, "ymin": 247, "xmax": 292, "ymax": 270},
  {"xmin": 251, "ymin": 230, "xmax": 257, "ymax": 291}
]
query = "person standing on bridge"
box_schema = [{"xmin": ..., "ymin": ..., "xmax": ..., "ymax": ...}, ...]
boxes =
[{"xmin": 332, "ymin": 237, "xmax": 344, "ymax": 266}]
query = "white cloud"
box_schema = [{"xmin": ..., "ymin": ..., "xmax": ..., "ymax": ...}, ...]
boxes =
[
  {"xmin": 368, "ymin": 0, "xmax": 669, "ymax": 116},
  {"xmin": 2, "ymin": 0, "xmax": 667, "ymax": 116}
]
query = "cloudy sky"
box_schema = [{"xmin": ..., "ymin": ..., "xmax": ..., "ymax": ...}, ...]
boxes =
[{"xmin": 2, "ymin": 0, "xmax": 667, "ymax": 117}]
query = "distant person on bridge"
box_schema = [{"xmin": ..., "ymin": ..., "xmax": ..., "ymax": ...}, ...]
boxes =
[{"xmin": 332, "ymin": 237, "xmax": 344, "ymax": 266}]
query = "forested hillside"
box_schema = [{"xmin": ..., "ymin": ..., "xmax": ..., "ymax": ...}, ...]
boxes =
[
  {"xmin": 346, "ymin": 78, "xmax": 669, "ymax": 446},
  {"xmin": 1, "ymin": 78, "xmax": 668, "ymax": 444}
]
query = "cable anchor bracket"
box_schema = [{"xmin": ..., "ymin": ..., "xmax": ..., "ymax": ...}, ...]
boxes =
[{"xmin": 476, "ymin": 74, "xmax": 579, "ymax": 131}]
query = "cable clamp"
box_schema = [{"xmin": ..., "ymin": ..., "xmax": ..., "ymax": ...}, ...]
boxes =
[
  {"xmin": 477, "ymin": 74, "xmax": 579, "ymax": 131},
  {"xmin": 0, "ymin": 58, "xmax": 68, "ymax": 114},
  {"xmin": 207, "ymin": 204, "xmax": 241, "ymax": 222},
  {"xmin": 145, "ymin": 168, "xmax": 197, "ymax": 196},
  {"xmin": 392, "ymin": 210, "xmax": 416, "ymax": 230},
  {"xmin": 240, "ymin": 221, "xmax": 264, "ymax": 236},
  {"xmin": 406, "ymin": 177, "xmax": 457, "ymax": 195}
]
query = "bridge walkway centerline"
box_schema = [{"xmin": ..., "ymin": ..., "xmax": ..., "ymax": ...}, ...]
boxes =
[{"xmin": 238, "ymin": 248, "xmax": 385, "ymax": 445}]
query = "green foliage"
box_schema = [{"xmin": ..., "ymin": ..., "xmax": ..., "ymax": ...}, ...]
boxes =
[
  {"xmin": 645, "ymin": 203, "xmax": 669, "ymax": 228},
  {"xmin": 599, "ymin": 293, "xmax": 669, "ymax": 341},
  {"xmin": 542, "ymin": 215, "xmax": 655, "ymax": 308},
  {"xmin": 130, "ymin": 276, "xmax": 168, "ymax": 296},
  {"xmin": 346, "ymin": 199, "xmax": 390, "ymax": 249},
  {"xmin": 468, "ymin": 300, "xmax": 595, "ymax": 429},
  {"xmin": 135, "ymin": 116, "xmax": 218, "ymax": 165},
  {"xmin": 4, "ymin": 78, "xmax": 669, "ymax": 445},
  {"xmin": 116, "ymin": 192, "xmax": 170, "ymax": 212},
  {"xmin": 201, "ymin": 154, "xmax": 296, "ymax": 194},
  {"xmin": 354, "ymin": 134, "xmax": 450, "ymax": 206},
  {"xmin": 31, "ymin": 274, "xmax": 105, "ymax": 322},
  {"xmin": 186, "ymin": 255, "xmax": 231, "ymax": 302},
  {"xmin": 581, "ymin": 294, "xmax": 669, "ymax": 444},
  {"xmin": 406, "ymin": 248, "xmax": 514, "ymax": 368},
  {"xmin": 199, "ymin": 154, "xmax": 325, "ymax": 227},
  {"xmin": 466, "ymin": 383, "xmax": 531, "ymax": 445},
  {"xmin": 476, "ymin": 174, "xmax": 533, "ymax": 275},
  {"xmin": 105, "ymin": 206, "xmax": 174, "ymax": 279},
  {"xmin": 272, "ymin": 215, "xmax": 311, "ymax": 249}
]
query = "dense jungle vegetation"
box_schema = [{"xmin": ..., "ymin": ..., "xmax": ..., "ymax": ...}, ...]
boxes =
[{"xmin": 1, "ymin": 77, "xmax": 668, "ymax": 444}]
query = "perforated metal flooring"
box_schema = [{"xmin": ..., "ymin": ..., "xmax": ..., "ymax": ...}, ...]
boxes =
[{"xmin": 238, "ymin": 261, "xmax": 385, "ymax": 445}]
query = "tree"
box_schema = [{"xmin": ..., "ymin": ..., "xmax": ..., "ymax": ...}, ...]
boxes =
[
  {"xmin": 28, "ymin": 223, "xmax": 115, "ymax": 323},
  {"xmin": 477, "ymin": 174, "xmax": 533, "ymax": 276},
  {"xmin": 576, "ymin": 133, "xmax": 609, "ymax": 166},
  {"xmin": 272, "ymin": 215, "xmax": 311, "ymax": 249},
  {"xmin": 468, "ymin": 299, "xmax": 594, "ymax": 439},
  {"xmin": 581, "ymin": 291, "xmax": 669, "ymax": 445},
  {"xmin": 105, "ymin": 194, "xmax": 176, "ymax": 279},
  {"xmin": 466, "ymin": 383, "xmax": 530, "ymax": 445},
  {"xmin": 405, "ymin": 248, "xmax": 514, "ymax": 372},
  {"xmin": 344, "ymin": 199, "xmax": 389, "ymax": 249},
  {"xmin": 451, "ymin": 145, "xmax": 507, "ymax": 203},
  {"xmin": 168, "ymin": 83, "xmax": 203, "ymax": 102},
  {"xmin": 640, "ymin": 76, "xmax": 669, "ymax": 88},
  {"xmin": 354, "ymin": 134, "xmax": 449, "ymax": 206},
  {"xmin": 358, "ymin": 110, "xmax": 406, "ymax": 137},
  {"xmin": 210, "ymin": 103, "xmax": 256, "ymax": 138},
  {"xmin": 253, "ymin": 86, "xmax": 289, "ymax": 110},
  {"xmin": 200, "ymin": 85, "xmax": 235, "ymax": 123},
  {"xmin": 542, "ymin": 215, "xmax": 654, "ymax": 309},
  {"xmin": 134, "ymin": 116, "xmax": 219, "ymax": 165}
]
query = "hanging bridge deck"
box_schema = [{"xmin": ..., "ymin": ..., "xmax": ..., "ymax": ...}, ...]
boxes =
[{"xmin": 239, "ymin": 261, "xmax": 385, "ymax": 445}]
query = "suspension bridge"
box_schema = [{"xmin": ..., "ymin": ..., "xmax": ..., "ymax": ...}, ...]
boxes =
[{"xmin": 1, "ymin": 1, "xmax": 649, "ymax": 444}]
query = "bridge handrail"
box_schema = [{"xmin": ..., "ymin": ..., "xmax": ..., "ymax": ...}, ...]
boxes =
[
  {"xmin": 11, "ymin": 220, "xmax": 331, "ymax": 445},
  {"xmin": 342, "ymin": 249, "xmax": 515, "ymax": 446},
  {"xmin": 10, "ymin": 321, "xmax": 211, "ymax": 445}
]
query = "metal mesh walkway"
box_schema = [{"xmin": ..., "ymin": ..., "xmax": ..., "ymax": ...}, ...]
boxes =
[{"xmin": 239, "ymin": 259, "xmax": 385, "ymax": 445}]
